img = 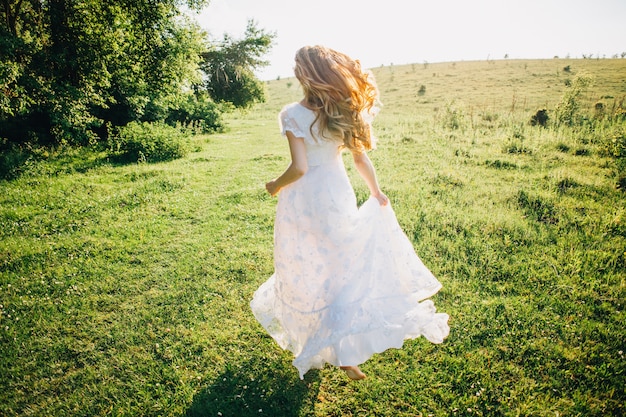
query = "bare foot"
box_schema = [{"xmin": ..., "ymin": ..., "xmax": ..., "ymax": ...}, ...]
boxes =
[{"xmin": 340, "ymin": 366, "xmax": 366, "ymax": 380}]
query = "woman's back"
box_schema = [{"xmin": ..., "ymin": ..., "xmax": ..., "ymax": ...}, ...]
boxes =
[{"xmin": 279, "ymin": 102, "xmax": 343, "ymax": 167}]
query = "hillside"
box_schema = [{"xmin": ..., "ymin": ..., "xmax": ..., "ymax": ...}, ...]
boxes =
[
  {"xmin": 267, "ymin": 58, "xmax": 626, "ymax": 115},
  {"xmin": 0, "ymin": 59, "xmax": 624, "ymax": 416}
]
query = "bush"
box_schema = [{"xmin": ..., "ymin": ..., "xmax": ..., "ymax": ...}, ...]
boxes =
[
  {"xmin": 554, "ymin": 74, "xmax": 593, "ymax": 127},
  {"xmin": 530, "ymin": 109, "xmax": 549, "ymax": 127},
  {"xmin": 164, "ymin": 93, "xmax": 225, "ymax": 133},
  {"xmin": 604, "ymin": 126, "xmax": 626, "ymax": 159},
  {"xmin": 437, "ymin": 101, "xmax": 466, "ymax": 130},
  {"xmin": 109, "ymin": 122, "xmax": 189, "ymax": 162},
  {"xmin": 503, "ymin": 140, "xmax": 531, "ymax": 155},
  {"xmin": 556, "ymin": 142, "xmax": 570, "ymax": 153},
  {"xmin": 0, "ymin": 143, "xmax": 32, "ymax": 179},
  {"xmin": 599, "ymin": 125, "xmax": 626, "ymax": 190}
]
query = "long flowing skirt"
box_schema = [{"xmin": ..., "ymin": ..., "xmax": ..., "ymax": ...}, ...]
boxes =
[{"xmin": 250, "ymin": 157, "xmax": 449, "ymax": 378}]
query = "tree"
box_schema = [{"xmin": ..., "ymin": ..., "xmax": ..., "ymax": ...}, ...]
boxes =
[
  {"xmin": 0, "ymin": 0, "xmax": 46, "ymax": 126},
  {"xmin": 201, "ymin": 20, "xmax": 275, "ymax": 108},
  {"xmin": 1, "ymin": 0, "xmax": 274, "ymax": 148}
]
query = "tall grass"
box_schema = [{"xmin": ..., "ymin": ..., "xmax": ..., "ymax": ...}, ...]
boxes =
[{"xmin": 1, "ymin": 59, "xmax": 625, "ymax": 416}]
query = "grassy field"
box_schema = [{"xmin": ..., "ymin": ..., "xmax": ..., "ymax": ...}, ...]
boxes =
[{"xmin": 1, "ymin": 58, "xmax": 625, "ymax": 416}]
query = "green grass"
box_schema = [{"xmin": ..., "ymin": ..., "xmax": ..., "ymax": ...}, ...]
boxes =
[{"xmin": 1, "ymin": 59, "xmax": 625, "ymax": 416}]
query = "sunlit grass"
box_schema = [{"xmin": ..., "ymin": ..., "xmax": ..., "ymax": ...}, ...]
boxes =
[{"xmin": 1, "ymin": 58, "xmax": 625, "ymax": 416}]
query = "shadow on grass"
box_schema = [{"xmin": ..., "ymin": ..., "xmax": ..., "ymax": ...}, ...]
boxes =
[
  {"xmin": 0, "ymin": 145, "xmax": 113, "ymax": 180},
  {"xmin": 0, "ymin": 144, "xmax": 159, "ymax": 181},
  {"xmin": 186, "ymin": 355, "xmax": 321, "ymax": 417}
]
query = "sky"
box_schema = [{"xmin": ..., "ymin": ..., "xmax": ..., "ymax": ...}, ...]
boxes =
[{"xmin": 188, "ymin": 0, "xmax": 626, "ymax": 80}]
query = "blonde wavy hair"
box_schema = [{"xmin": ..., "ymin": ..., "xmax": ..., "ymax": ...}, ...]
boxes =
[{"xmin": 294, "ymin": 45, "xmax": 379, "ymax": 152}]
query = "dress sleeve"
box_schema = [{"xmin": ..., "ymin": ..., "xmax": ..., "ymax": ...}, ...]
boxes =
[{"xmin": 279, "ymin": 106, "xmax": 306, "ymax": 138}]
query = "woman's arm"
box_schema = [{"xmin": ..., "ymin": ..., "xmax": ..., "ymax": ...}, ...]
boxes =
[
  {"xmin": 266, "ymin": 131, "xmax": 308, "ymax": 196},
  {"xmin": 351, "ymin": 150, "xmax": 389, "ymax": 206}
]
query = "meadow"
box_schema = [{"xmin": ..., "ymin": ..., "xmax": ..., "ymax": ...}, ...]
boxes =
[{"xmin": 1, "ymin": 58, "xmax": 625, "ymax": 416}]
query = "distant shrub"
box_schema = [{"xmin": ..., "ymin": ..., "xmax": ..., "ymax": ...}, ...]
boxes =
[
  {"xmin": 164, "ymin": 93, "xmax": 224, "ymax": 134},
  {"xmin": 418, "ymin": 85, "xmax": 426, "ymax": 96},
  {"xmin": 556, "ymin": 142, "xmax": 570, "ymax": 153},
  {"xmin": 503, "ymin": 141, "xmax": 531, "ymax": 155},
  {"xmin": 530, "ymin": 109, "xmax": 549, "ymax": 127},
  {"xmin": 485, "ymin": 159, "xmax": 517, "ymax": 170},
  {"xmin": 599, "ymin": 125, "xmax": 626, "ymax": 190},
  {"xmin": 606, "ymin": 97, "xmax": 626, "ymax": 122},
  {"xmin": 554, "ymin": 74, "xmax": 593, "ymax": 127},
  {"xmin": 602, "ymin": 126, "xmax": 626, "ymax": 159},
  {"xmin": 109, "ymin": 122, "xmax": 189, "ymax": 163},
  {"xmin": 593, "ymin": 102, "xmax": 605, "ymax": 119},
  {"xmin": 438, "ymin": 101, "xmax": 465, "ymax": 130}
]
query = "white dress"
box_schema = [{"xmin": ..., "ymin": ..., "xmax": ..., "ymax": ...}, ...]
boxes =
[{"xmin": 250, "ymin": 102, "xmax": 450, "ymax": 379}]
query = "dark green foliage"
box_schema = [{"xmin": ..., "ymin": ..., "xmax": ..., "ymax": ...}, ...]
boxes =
[
  {"xmin": 201, "ymin": 20, "xmax": 275, "ymax": 108},
  {"xmin": 556, "ymin": 142, "xmax": 571, "ymax": 152},
  {"xmin": 602, "ymin": 125, "xmax": 626, "ymax": 159},
  {"xmin": 530, "ymin": 108, "xmax": 549, "ymax": 126},
  {"xmin": 485, "ymin": 159, "xmax": 517, "ymax": 169},
  {"xmin": 554, "ymin": 74, "xmax": 593, "ymax": 126},
  {"xmin": 503, "ymin": 141, "xmax": 531, "ymax": 154},
  {"xmin": 163, "ymin": 93, "xmax": 226, "ymax": 133},
  {"xmin": 0, "ymin": 143, "xmax": 32, "ymax": 180},
  {"xmin": 594, "ymin": 101, "xmax": 606, "ymax": 119},
  {"xmin": 601, "ymin": 125, "xmax": 626, "ymax": 189},
  {"xmin": 0, "ymin": 1, "xmax": 273, "ymax": 148},
  {"xmin": 1, "ymin": 0, "xmax": 202, "ymax": 144},
  {"xmin": 109, "ymin": 122, "xmax": 189, "ymax": 162}
]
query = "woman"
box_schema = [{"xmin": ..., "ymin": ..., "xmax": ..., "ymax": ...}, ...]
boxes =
[{"xmin": 251, "ymin": 45, "xmax": 449, "ymax": 380}]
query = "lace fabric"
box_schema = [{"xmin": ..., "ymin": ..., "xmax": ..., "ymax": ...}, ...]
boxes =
[{"xmin": 251, "ymin": 103, "xmax": 450, "ymax": 379}]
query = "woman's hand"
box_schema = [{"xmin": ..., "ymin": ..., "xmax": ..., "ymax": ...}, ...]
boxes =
[
  {"xmin": 266, "ymin": 180, "xmax": 280, "ymax": 197},
  {"xmin": 265, "ymin": 132, "xmax": 308, "ymax": 198},
  {"xmin": 351, "ymin": 151, "xmax": 388, "ymax": 207},
  {"xmin": 372, "ymin": 191, "xmax": 389, "ymax": 206}
]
